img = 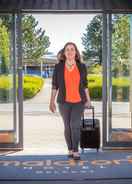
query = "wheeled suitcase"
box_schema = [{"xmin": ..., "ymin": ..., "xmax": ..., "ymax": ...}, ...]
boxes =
[{"xmin": 80, "ymin": 106, "xmax": 100, "ymax": 151}]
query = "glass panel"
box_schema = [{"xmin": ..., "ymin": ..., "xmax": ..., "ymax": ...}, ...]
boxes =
[
  {"xmin": 108, "ymin": 14, "xmax": 132, "ymax": 142},
  {"xmin": 0, "ymin": 14, "xmax": 18, "ymax": 143}
]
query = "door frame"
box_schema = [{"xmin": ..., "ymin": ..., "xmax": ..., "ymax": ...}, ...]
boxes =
[
  {"xmin": 1, "ymin": 9, "xmax": 132, "ymax": 150},
  {"xmin": 0, "ymin": 12, "xmax": 23, "ymax": 150},
  {"xmin": 102, "ymin": 12, "xmax": 132, "ymax": 149}
]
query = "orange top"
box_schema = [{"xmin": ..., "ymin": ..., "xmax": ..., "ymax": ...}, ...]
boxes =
[{"xmin": 64, "ymin": 64, "xmax": 81, "ymax": 103}]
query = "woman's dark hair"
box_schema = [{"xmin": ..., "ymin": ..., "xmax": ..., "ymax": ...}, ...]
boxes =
[
  {"xmin": 57, "ymin": 48, "xmax": 64, "ymax": 62},
  {"xmin": 58, "ymin": 42, "xmax": 82, "ymax": 63}
]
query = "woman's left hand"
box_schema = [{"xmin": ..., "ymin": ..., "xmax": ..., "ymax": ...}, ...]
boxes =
[{"xmin": 84, "ymin": 100, "xmax": 92, "ymax": 108}]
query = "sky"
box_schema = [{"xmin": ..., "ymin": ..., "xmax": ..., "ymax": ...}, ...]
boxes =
[{"xmin": 33, "ymin": 14, "xmax": 96, "ymax": 55}]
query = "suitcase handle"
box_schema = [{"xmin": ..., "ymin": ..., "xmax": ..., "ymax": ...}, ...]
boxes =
[{"xmin": 82, "ymin": 106, "xmax": 95, "ymax": 128}]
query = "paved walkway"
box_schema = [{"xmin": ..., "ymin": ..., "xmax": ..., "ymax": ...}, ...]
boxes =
[
  {"xmin": 21, "ymin": 78, "xmax": 131, "ymax": 154},
  {"xmin": 25, "ymin": 78, "xmax": 52, "ymax": 104}
]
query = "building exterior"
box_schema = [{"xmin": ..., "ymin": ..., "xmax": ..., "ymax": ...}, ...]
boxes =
[{"xmin": 23, "ymin": 54, "xmax": 58, "ymax": 77}]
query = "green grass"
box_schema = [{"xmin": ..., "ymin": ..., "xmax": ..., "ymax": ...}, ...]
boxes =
[
  {"xmin": 23, "ymin": 75, "xmax": 44, "ymax": 99},
  {"xmin": 87, "ymin": 74, "xmax": 102, "ymax": 100},
  {"xmin": 87, "ymin": 74, "xmax": 130, "ymax": 101},
  {"xmin": 0, "ymin": 74, "xmax": 44, "ymax": 102}
]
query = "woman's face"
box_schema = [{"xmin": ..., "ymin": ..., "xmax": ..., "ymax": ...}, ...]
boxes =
[{"xmin": 64, "ymin": 44, "xmax": 76, "ymax": 61}]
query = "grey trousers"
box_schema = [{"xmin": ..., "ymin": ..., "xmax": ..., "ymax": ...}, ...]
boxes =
[{"xmin": 58, "ymin": 102, "xmax": 84, "ymax": 152}]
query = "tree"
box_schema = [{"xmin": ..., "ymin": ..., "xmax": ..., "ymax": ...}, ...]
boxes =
[
  {"xmin": 81, "ymin": 15, "xmax": 102, "ymax": 65},
  {"xmin": 22, "ymin": 15, "xmax": 50, "ymax": 61},
  {"xmin": 112, "ymin": 15, "xmax": 130, "ymax": 77},
  {"xmin": 82, "ymin": 14, "xmax": 130, "ymax": 71},
  {"xmin": 0, "ymin": 15, "xmax": 12, "ymax": 31},
  {"xmin": 0, "ymin": 14, "xmax": 51, "ymax": 62},
  {"xmin": 0, "ymin": 21, "xmax": 10, "ymax": 73}
]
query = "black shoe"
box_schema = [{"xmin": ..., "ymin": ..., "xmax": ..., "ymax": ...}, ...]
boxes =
[
  {"xmin": 73, "ymin": 156, "xmax": 80, "ymax": 160},
  {"xmin": 73, "ymin": 154, "xmax": 80, "ymax": 160},
  {"xmin": 68, "ymin": 154, "xmax": 73, "ymax": 158}
]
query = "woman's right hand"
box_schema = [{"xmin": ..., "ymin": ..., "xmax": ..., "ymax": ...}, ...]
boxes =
[{"xmin": 49, "ymin": 101, "xmax": 56, "ymax": 113}]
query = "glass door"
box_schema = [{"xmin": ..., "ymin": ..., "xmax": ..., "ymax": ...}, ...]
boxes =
[
  {"xmin": 0, "ymin": 13, "xmax": 23, "ymax": 150},
  {"xmin": 103, "ymin": 13, "xmax": 132, "ymax": 149}
]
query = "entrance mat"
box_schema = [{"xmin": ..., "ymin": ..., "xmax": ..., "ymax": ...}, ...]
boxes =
[{"xmin": 0, "ymin": 152, "xmax": 132, "ymax": 181}]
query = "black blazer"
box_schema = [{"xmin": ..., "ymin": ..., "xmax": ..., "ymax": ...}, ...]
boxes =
[{"xmin": 52, "ymin": 61, "xmax": 88, "ymax": 104}]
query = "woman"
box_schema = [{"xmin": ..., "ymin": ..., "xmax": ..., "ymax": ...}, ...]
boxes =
[{"xmin": 49, "ymin": 42, "xmax": 91, "ymax": 160}]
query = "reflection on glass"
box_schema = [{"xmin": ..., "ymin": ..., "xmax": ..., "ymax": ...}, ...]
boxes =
[
  {"xmin": 0, "ymin": 15, "xmax": 16, "ymax": 143},
  {"xmin": 109, "ymin": 14, "xmax": 131, "ymax": 142}
]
